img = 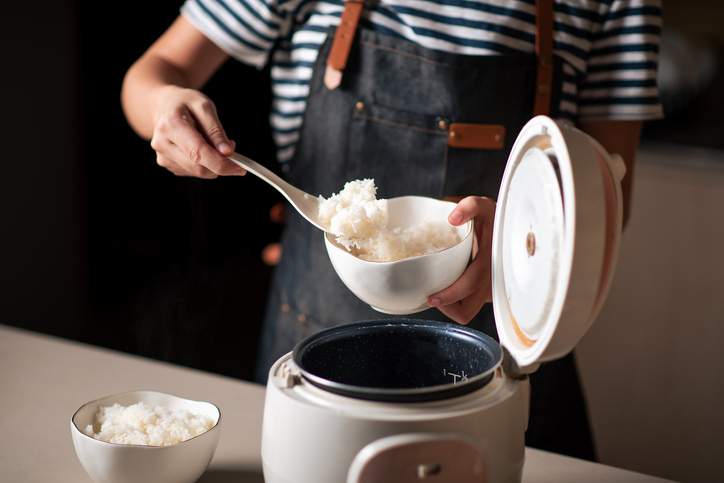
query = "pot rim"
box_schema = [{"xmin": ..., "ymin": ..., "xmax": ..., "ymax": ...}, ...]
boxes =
[{"xmin": 292, "ymin": 319, "xmax": 503, "ymax": 403}]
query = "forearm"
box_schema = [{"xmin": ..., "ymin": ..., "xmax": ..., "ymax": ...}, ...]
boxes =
[{"xmin": 121, "ymin": 16, "xmax": 229, "ymax": 139}]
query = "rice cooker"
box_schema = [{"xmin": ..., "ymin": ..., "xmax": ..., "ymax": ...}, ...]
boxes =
[{"xmin": 261, "ymin": 116, "xmax": 626, "ymax": 483}]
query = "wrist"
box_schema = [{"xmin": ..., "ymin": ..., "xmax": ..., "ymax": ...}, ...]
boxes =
[{"xmin": 149, "ymin": 84, "xmax": 184, "ymax": 124}]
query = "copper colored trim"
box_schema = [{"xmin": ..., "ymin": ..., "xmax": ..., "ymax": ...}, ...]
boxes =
[
  {"xmin": 326, "ymin": 0, "xmax": 553, "ymax": 110},
  {"xmin": 447, "ymin": 123, "xmax": 505, "ymax": 150},
  {"xmin": 511, "ymin": 314, "xmax": 536, "ymax": 348},
  {"xmin": 326, "ymin": 0, "xmax": 364, "ymax": 71},
  {"xmin": 534, "ymin": 0, "xmax": 554, "ymax": 115}
]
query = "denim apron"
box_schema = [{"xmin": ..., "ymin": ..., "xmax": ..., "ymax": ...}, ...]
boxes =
[{"xmin": 256, "ymin": 2, "xmax": 596, "ymax": 460}]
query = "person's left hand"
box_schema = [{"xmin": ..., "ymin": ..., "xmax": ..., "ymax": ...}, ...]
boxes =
[{"xmin": 428, "ymin": 196, "xmax": 496, "ymax": 324}]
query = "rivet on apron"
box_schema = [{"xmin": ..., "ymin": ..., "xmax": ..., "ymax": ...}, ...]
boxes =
[
  {"xmin": 354, "ymin": 100, "xmax": 365, "ymax": 111},
  {"xmin": 297, "ymin": 313, "xmax": 307, "ymax": 323},
  {"xmin": 281, "ymin": 303, "xmax": 290, "ymax": 313},
  {"xmin": 437, "ymin": 118, "xmax": 449, "ymax": 131}
]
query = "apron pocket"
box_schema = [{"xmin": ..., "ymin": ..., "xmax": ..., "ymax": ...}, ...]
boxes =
[{"xmin": 347, "ymin": 100, "xmax": 448, "ymax": 198}]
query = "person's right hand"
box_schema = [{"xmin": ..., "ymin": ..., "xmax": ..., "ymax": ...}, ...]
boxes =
[{"xmin": 150, "ymin": 85, "xmax": 245, "ymax": 179}]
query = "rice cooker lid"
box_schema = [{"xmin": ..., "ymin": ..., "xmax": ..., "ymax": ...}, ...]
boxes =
[{"xmin": 493, "ymin": 116, "xmax": 625, "ymax": 372}]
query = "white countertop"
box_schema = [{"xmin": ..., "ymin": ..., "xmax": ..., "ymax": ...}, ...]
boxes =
[{"xmin": 0, "ymin": 325, "xmax": 674, "ymax": 482}]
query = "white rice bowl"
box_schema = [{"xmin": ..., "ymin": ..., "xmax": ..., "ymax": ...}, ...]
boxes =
[
  {"xmin": 318, "ymin": 179, "xmax": 461, "ymax": 262},
  {"xmin": 83, "ymin": 402, "xmax": 214, "ymax": 447}
]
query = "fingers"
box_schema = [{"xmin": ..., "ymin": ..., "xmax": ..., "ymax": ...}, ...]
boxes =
[
  {"xmin": 152, "ymin": 135, "xmax": 217, "ymax": 178},
  {"xmin": 434, "ymin": 292, "xmax": 487, "ymax": 325},
  {"xmin": 452, "ymin": 196, "xmax": 495, "ymax": 255},
  {"xmin": 167, "ymin": 108, "xmax": 239, "ymax": 175},
  {"xmin": 428, "ymin": 196, "xmax": 496, "ymax": 324},
  {"xmin": 448, "ymin": 196, "xmax": 488, "ymax": 225},
  {"xmin": 185, "ymin": 100, "xmax": 244, "ymax": 175},
  {"xmin": 150, "ymin": 93, "xmax": 245, "ymax": 178},
  {"xmin": 428, "ymin": 254, "xmax": 490, "ymax": 308},
  {"xmin": 192, "ymin": 98, "xmax": 235, "ymax": 155},
  {"xmin": 156, "ymin": 151, "xmax": 217, "ymax": 179},
  {"xmin": 428, "ymin": 256, "xmax": 492, "ymax": 325}
]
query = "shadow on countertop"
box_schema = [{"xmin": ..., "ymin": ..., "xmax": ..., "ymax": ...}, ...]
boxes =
[{"xmin": 199, "ymin": 468, "xmax": 264, "ymax": 483}]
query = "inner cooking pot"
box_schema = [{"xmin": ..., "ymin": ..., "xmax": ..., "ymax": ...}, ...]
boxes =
[{"xmin": 292, "ymin": 319, "xmax": 503, "ymax": 402}]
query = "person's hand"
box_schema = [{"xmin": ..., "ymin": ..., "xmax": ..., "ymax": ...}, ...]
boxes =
[
  {"xmin": 428, "ymin": 196, "xmax": 496, "ymax": 324},
  {"xmin": 150, "ymin": 85, "xmax": 245, "ymax": 178}
]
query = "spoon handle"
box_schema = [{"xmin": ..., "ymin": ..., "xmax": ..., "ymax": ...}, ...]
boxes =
[
  {"xmin": 227, "ymin": 152, "xmax": 327, "ymax": 232},
  {"xmin": 228, "ymin": 152, "xmax": 295, "ymax": 196}
]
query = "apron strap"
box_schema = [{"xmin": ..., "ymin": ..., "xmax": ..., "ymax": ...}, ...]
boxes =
[
  {"xmin": 325, "ymin": 0, "xmax": 554, "ymax": 126},
  {"xmin": 534, "ymin": 0, "xmax": 554, "ymax": 116},
  {"xmin": 324, "ymin": 0, "xmax": 365, "ymax": 90},
  {"xmin": 448, "ymin": 123, "xmax": 505, "ymax": 150}
]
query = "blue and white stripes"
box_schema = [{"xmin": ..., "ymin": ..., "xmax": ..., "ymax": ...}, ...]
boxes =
[{"xmin": 182, "ymin": 0, "xmax": 663, "ymax": 163}]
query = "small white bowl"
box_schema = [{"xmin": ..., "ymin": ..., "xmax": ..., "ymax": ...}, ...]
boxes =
[
  {"xmin": 324, "ymin": 196, "xmax": 474, "ymax": 314},
  {"xmin": 70, "ymin": 390, "xmax": 221, "ymax": 483}
]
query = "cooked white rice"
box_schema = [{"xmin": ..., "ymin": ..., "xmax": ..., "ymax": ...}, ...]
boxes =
[
  {"xmin": 318, "ymin": 179, "xmax": 460, "ymax": 262},
  {"xmin": 83, "ymin": 402, "xmax": 214, "ymax": 446}
]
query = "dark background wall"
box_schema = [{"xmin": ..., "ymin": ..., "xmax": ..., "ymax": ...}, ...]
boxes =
[
  {"xmin": 2, "ymin": 2, "xmax": 86, "ymax": 337},
  {"xmin": 2, "ymin": 1, "xmax": 281, "ymax": 381}
]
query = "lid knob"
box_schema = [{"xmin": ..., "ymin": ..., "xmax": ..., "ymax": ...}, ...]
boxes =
[{"xmin": 526, "ymin": 232, "xmax": 536, "ymax": 257}]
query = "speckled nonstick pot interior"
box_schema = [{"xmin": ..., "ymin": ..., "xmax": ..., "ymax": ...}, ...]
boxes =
[{"xmin": 293, "ymin": 319, "xmax": 502, "ymax": 403}]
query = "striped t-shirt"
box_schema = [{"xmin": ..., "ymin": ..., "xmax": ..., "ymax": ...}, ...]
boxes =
[{"xmin": 181, "ymin": 0, "xmax": 663, "ymax": 164}]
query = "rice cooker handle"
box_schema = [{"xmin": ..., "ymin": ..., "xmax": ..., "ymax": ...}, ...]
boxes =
[
  {"xmin": 346, "ymin": 433, "xmax": 487, "ymax": 483},
  {"xmin": 607, "ymin": 153, "xmax": 627, "ymax": 182}
]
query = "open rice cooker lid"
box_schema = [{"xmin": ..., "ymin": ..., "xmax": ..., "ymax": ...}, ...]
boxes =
[{"xmin": 493, "ymin": 116, "xmax": 626, "ymax": 373}]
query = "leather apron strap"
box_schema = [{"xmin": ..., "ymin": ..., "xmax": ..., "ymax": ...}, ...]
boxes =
[
  {"xmin": 324, "ymin": 0, "xmax": 365, "ymax": 90},
  {"xmin": 534, "ymin": 0, "xmax": 554, "ymax": 116},
  {"xmin": 325, "ymin": 0, "xmax": 555, "ymax": 141}
]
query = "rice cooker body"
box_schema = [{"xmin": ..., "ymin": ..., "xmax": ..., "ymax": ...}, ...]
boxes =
[
  {"xmin": 261, "ymin": 116, "xmax": 626, "ymax": 483},
  {"xmin": 261, "ymin": 352, "xmax": 530, "ymax": 483}
]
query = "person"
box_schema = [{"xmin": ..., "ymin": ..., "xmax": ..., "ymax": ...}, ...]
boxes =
[{"xmin": 122, "ymin": 0, "xmax": 662, "ymax": 460}]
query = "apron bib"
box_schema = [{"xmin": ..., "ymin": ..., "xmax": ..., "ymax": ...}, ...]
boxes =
[{"xmin": 255, "ymin": 0, "xmax": 595, "ymax": 460}]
